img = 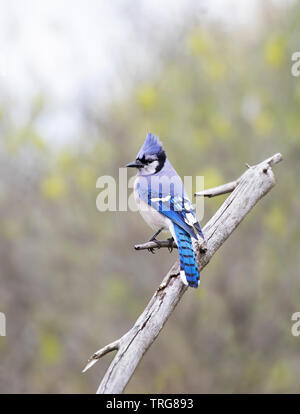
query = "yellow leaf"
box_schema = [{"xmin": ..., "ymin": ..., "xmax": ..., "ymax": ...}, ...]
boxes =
[
  {"xmin": 136, "ymin": 85, "xmax": 158, "ymax": 111},
  {"xmin": 266, "ymin": 361, "xmax": 292, "ymax": 391},
  {"xmin": 253, "ymin": 112, "xmax": 273, "ymax": 136},
  {"xmin": 264, "ymin": 35, "xmax": 286, "ymax": 68},
  {"xmin": 40, "ymin": 331, "xmax": 62, "ymax": 365},
  {"xmin": 205, "ymin": 58, "xmax": 227, "ymax": 82},
  {"xmin": 31, "ymin": 136, "xmax": 47, "ymax": 151},
  {"xmin": 201, "ymin": 167, "xmax": 224, "ymax": 189},
  {"xmin": 210, "ymin": 114, "xmax": 232, "ymax": 138},
  {"xmin": 57, "ymin": 150, "xmax": 74, "ymax": 169},
  {"xmin": 41, "ymin": 174, "xmax": 66, "ymax": 199},
  {"xmin": 188, "ymin": 29, "xmax": 211, "ymax": 56},
  {"xmin": 265, "ymin": 206, "xmax": 287, "ymax": 236}
]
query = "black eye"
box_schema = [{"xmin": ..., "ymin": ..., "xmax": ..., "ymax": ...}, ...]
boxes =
[
  {"xmin": 146, "ymin": 156, "xmax": 157, "ymax": 164},
  {"xmin": 138, "ymin": 155, "xmax": 152, "ymax": 165}
]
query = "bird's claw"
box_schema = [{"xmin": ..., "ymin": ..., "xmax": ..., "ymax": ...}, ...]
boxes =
[
  {"xmin": 147, "ymin": 239, "xmax": 161, "ymax": 254},
  {"xmin": 167, "ymin": 237, "xmax": 174, "ymax": 253},
  {"xmin": 199, "ymin": 240, "xmax": 208, "ymax": 254}
]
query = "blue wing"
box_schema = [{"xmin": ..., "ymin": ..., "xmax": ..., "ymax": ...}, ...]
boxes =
[{"xmin": 137, "ymin": 182, "xmax": 204, "ymax": 240}]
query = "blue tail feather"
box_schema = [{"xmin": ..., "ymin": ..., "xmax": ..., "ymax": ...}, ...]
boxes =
[{"xmin": 173, "ymin": 223, "xmax": 200, "ymax": 288}]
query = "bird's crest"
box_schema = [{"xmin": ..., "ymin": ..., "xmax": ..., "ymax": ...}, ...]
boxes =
[{"xmin": 137, "ymin": 133, "xmax": 164, "ymax": 158}]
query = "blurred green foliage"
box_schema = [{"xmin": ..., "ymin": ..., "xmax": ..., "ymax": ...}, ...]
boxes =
[{"xmin": 0, "ymin": 1, "xmax": 300, "ymax": 394}]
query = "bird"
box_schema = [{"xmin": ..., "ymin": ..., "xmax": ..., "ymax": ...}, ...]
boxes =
[{"xmin": 126, "ymin": 132, "xmax": 205, "ymax": 288}]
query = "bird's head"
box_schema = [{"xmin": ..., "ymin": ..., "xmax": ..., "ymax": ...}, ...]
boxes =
[{"xmin": 126, "ymin": 133, "xmax": 166, "ymax": 175}]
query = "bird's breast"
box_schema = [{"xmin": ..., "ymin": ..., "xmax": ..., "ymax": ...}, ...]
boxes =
[{"xmin": 133, "ymin": 177, "xmax": 169, "ymax": 231}]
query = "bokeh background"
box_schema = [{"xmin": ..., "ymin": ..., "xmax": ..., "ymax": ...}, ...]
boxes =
[{"xmin": 0, "ymin": 0, "xmax": 299, "ymax": 393}]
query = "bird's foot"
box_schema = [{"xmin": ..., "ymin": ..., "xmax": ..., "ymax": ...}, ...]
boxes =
[
  {"xmin": 199, "ymin": 239, "xmax": 208, "ymax": 254},
  {"xmin": 147, "ymin": 239, "xmax": 161, "ymax": 254},
  {"xmin": 167, "ymin": 237, "xmax": 174, "ymax": 253}
]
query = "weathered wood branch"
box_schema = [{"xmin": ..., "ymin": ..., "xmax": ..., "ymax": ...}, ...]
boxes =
[
  {"xmin": 134, "ymin": 239, "xmax": 208, "ymax": 254},
  {"xmin": 83, "ymin": 153, "xmax": 282, "ymax": 394},
  {"xmin": 194, "ymin": 153, "xmax": 282, "ymax": 198},
  {"xmin": 134, "ymin": 239, "xmax": 178, "ymax": 251},
  {"xmin": 194, "ymin": 179, "xmax": 240, "ymax": 198}
]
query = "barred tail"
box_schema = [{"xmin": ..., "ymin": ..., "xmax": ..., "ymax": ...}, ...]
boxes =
[{"xmin": 173, "ymin": 223, "xmax": 200, "ymax": 288}]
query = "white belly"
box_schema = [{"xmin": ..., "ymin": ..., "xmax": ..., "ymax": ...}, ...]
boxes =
[
  {"xmin": 134, "ymin": 180, "xmax": 172, "ymax": 235},
  {"xmin": 138, "ymin": 198, "xmax": 170, "ymax": 231}
]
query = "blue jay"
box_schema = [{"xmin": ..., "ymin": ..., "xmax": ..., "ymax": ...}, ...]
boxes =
[{"xmin": 126, "ymin": 133, "xmax": 204, "ymax": 288}]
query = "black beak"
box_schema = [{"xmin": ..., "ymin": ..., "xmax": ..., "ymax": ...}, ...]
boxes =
[{"xmin": 126, "ymin": 160, "xmax": 143, "ymax": 168}]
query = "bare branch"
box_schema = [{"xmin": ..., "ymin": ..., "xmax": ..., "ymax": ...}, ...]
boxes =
[
  {"xmin": 134, "ymin": 239, "xmax": 177, "ymax": 251},
  {"xmin": 194, "ymin": 179, "xmax": 239, "ymax": 198},
  {"xmin": 82, "ymin": 339, "xmax": 121, "ymax": 373},
  {"xmin": 264, "ymin": 152, "xmax": 283, "ymax": 167},
  {"xmin": 195, "ymin": 152, "xmax": 282, "ymax": 198},
  {"xmin": 134, "ymin": 239, "xmax": 207, "ymax": 254},
  {"xmin": 83, "ymin": 153, "xmax": 282, "ymax": 394}
]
